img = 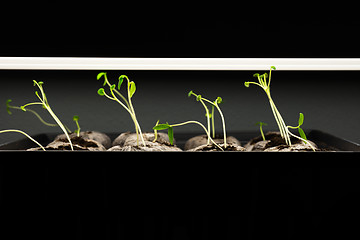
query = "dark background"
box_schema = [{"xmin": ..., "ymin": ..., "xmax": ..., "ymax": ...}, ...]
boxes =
[
  {"xmin": 1, "ymin": 161, "xmax": 360, "ymax": 240},
  {"xmin": 0, "ymin": 6, "xmax": 359, "ymax": 58},
  {"xmin": 1, "ymin": 7, "xmax": 360, "ymax": 240},
  {"xmin": 0, "ymin": 70, "xmax": 359, "ymax": 145}
]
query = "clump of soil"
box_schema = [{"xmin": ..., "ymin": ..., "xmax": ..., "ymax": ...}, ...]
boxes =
[
  {"xmin": 46, "ymin": 136, "xmax": 106, "ymax": 151},
  {"xmin": 108, "ymin": 132, "xmax": 182, "ymax": 151},
  {"xmin": 186, "ymin": 143, "xmax": 246, "ymax": 152},
  {"xmin": 27, "ymin": 131, "xmax": 110, "ymax": 151},
  {"xmin": 184, "ymin": 134, "xmax": 245, "ymax": 151},
  {"xmin": 244, "ymin": 131, "xmax": 318, "ymax": 152},
  {"xmin": 54, "ymin": 131, "xmax": 111, "ymax": 149}
]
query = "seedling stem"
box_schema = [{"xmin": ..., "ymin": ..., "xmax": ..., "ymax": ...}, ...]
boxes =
[
  {"xmin": 245, "ymin": 67, "xmax": 315, "ymax": 151},
  {"xmin": 153, "ymin": 121, "xmax": 224, "ymax": 151},
  {"xmin": 0, "ymin": 129, "xmax": 46, "ymax": 151},
  {"xmin": 20, "ymin": 80, "xmax": 73, "ymax": 150},
  {"xmin": 255, "ymin": 122, "xmax": 267, "ymax": 141},
  {"xmin": 188, "ymin": 91, "xmax": 227, "ymax": 148},
  {"xmin": 97, "ymin": 73, "xmax": 146, "ymax": 147},
  {"xmin": 73, "ymin": 115, "xmax": 80, "ymax": 137}
]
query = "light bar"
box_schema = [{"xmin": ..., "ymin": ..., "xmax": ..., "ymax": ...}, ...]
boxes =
[{"xmin": 0, "ymin": 57, "xmax": 360, "ymax": 70}]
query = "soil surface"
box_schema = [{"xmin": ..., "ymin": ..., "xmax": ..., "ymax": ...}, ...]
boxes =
[
  {"xmin": 54, "ymin": 131, "xmax": 111, "ymax": 149},
  {"xmin": 184, "ymin": 134, "xmax": 242, "ymax": 151},
  {"xmin": 28, "ymin": 131, "xmax": 108, "ymax": 151},
  {"xmin": 108, "ymin": 132, "xmax": 182, "ymax": 151},
  {"xmin": 244, "ymin": 131, "xmax": 318, "ymax": 152},
  {"xmin": 187, "ymin": 143, "xmax": 246, "ymax": 152}
]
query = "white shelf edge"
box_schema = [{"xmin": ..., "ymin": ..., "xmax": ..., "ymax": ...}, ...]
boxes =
[{"xmin": 0, "ymin": 57, "xmax": 360, "ymax": 70}]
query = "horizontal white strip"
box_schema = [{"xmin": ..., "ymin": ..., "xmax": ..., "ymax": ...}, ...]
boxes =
[{"xmin": 0, "ymin": 57, "xmax": 360, "ymax": 70}]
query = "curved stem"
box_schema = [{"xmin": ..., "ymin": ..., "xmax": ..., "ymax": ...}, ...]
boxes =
[
  {"xmin": 286, "ymin": 129, "xmax": 316, "ymax": 151},
  {"xmin": 33, "ymin": 81, "xmax": 47, "ymax": 104},
  {"xmin": 109, "ymin": 90, "xmax": 146, "ymax": 147},
  {"xmin": 199, "ymin": 99, "xmax": 211, "ymax": 145},
  {"xmin": 211, "ymin": 105, "xmax": 215, "ymax": 138},
  {"xmin": 0, "ymin": 129, "xmax": 46, "ymax": 151},
  {"xmin": 45, "ymin": 104, "xmax": 73, "ymax": 150},
  {"xmin": 201, "ymin": 98, "xmax": 227, "ymax": 148},
  {"xmin": 11, "ymin": 105, "xmax": 72, "ymax": 133},
  {"xmin": 260, "ymin": 125, "xmax": 265, "ymax": 141},
  {"xmin": 126, "ymin": 79, "xmax": 145, "ymax": 147},
  {"xmin": 104, "ymin": 75, "xmax": 130, "ymax": 108},
  {"xmin": 170, "ymin": 121, "xmax": 224, "ymax": 151},
  {"xmin": 213, "ymin": 102, "xmax": 227, "ymax": 148},
  {"xmin": 9, "ymin": 105, "xmax": 58, "ymax": 127},
  {"xmin": 246, "ymin": 81, "xmax": 264, "ymax": 89},
  {"xmin": 267, "ymin": 93, "xmax": 291, "ymax": 145},
  {"xmin": 74, "ymin": 120, "xmax": 80, "ymax": 137},
  {"xmin": 21, "ymin": 102, "xmax": 43, "ymax": 109}
]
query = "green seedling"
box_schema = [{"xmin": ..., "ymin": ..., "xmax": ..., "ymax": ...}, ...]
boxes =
[
  {"xmin": 286, "ymin": 113, "xmax": 308, "ymax": 143},
  {"xmin": 6, "ymin": 99, "xmax": 75, "ymax": 133},
  {"xmin": 73, "ymin": 115, "xmax": 80, "ymax": 137},
  {"xmin": 97, "ymin": 72, "xmax": 146, "ymax": 147},
  {"xmin": 188, "ymin": 91, "xmax": 227, "ymax": 148},
  {"xmin": 255, "ymin": 121, "xmax": 267, "ymax": 141},
  {"xmin": 152, "ymin": 120, "xmax": 160, "ymax": 143},
  {"xmin": 20, "ymin": 80, "xmax": 74, "ymax": 150},
  {"xmin": 245, "ymin": 66, "xmax": 315, "ymax": 151},
  {"xmin": 0, "ymin": 129, "xmax": 46, "ymax": 151},
  {"xmin": 7, "ymin": 99, "xmax": 60, "ymax": 128},
  {"xmin": 153, "ymin": 121, "xmax": 224, "ymax": 151}
]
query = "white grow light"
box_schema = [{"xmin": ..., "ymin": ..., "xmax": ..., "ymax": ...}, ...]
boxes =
[{"xmin": 0, "ymin": 57, "xmax": 359, "ymax": 70}]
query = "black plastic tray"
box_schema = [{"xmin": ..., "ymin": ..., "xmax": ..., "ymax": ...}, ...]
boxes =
[{"xmin": 0, "ymin": 130, "xmax": 359, "ymax": 151}]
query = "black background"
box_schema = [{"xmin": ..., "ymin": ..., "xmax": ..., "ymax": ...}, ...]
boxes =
[
  {"xmin": 1, "ymin": 5, "xmax": 360, "ymax": 240},
  {"xmin": 1, "ymin": 159, "xmax": 360, "ymax": 240},
  {"xmin": 1, "ymin": 6, "xmax": 360, "ymax": 58}
]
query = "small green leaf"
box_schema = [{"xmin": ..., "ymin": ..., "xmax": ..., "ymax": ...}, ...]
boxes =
[
  {"xmin": 6, "ymin": 99, "xmax": 12, "ymax": 115},
  {"xmin": 259, "ymin": 73, "xmax": 267, "ymax": 79},
  {"xmin": 270, "ymin": 66, "xmax": 276, "ymax": 70},
  {"xmin": 20, "ymin": 106, "xmax": 26, "ymax": 112},
  {"xmin": 97, "ymin": 72, "xmax": 106, "ymax": 80},
  {"xmin": 153, "ymin": 124, "xmax": 171, "ymax": 130},
  {"xmin": 188, "ymin": 90, "xmax": 193, "ymax": 97},
  {"xmin": 119, "ymin": 75, "xmax": 128, "ymax": 81},
  {"xmin": 129, "ymin": 81, "xmax": 136, "ymax": 98},
  {"xmin": 298, "ymin": 113, "xmax": 304, "ymax": 126},
  {"xmin": 168, "ymin": 126, "xmax": 174, "ymax": 145},
  {"xmin": 196, "ymin": 95, "xmax": 202, "ymax": 101},
  {"xmin": 97, "ymin": 88, "xmax": 105, "ymax": 96},
  {"xmin": 216, "ymin": 96, "xmax": 222, "ymax": 104},
  {"xmin": 205, "ymin": 112, "xmax": 213, "ymax": 118},
  {"xmin": 110, "ymin": 84, "xmax": 116, "ymax": 91},
  {"xmin": 298, "ymin": 128, "xmax": 307, "ymax": 140},
  {"xmin": 97, "ymin": 72, "xmax": 108, "ymax": 86},
  {"xmin": 255, "ymin": 121, "xmax": 268, "ymax": 126},
  {"xmin": 118, "ymin": 76, "xmax": 124, "ymax": 90},
  {"xmin": 73, "ymin": 115, "xmax": 79, "ymax": 121},
  {"xmin": 244, "ymin": 82, "xmax": 250, "ymax": 87},
  {"xmin": 253, "ymin": 73, "xmax": 259, "ymax": 78}
]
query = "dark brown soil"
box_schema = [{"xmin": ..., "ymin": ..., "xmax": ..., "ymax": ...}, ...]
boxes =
[
  {"xmin": 27, "ymin": 131, "xmax": 109, "ymax": 151},
  {"xmin": 245, "ymin": 131, "xmax": 318, "ymax": 152},
  {"xmin": 57, "ymin": 136, "xmax": 99, "ymax": 148},
  {"xmin": 55, "ymin": 131, "xmax": 111, "ymax": 149},
  {"xmin": 184, "ymin": 134, "xmax": 241, "ymax": 151},
  {"xmin": 187, "ymin": 143, "xmax": 245, "ymax": 152},
  {"xmin": 109, "ymin": 132, "xmax": 182, "ymax": 151},
  {"xmin": 248, "ymin": 132, "xmax": 302, "ymax": 148}
]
